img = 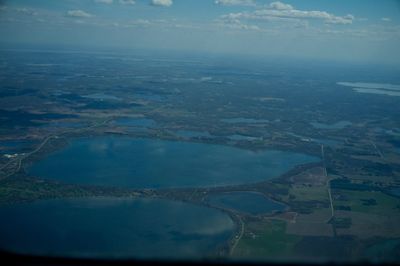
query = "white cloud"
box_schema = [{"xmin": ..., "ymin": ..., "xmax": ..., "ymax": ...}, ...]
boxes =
[
  {"xmin": 225, "ymin": 21, "xmax": 260, "ymax": 31},
  {"xmin": 94, "ymin": 0, "xmax": 113, "ymax": 4},
  {"xmin": 134, "ymin": 19, "xmax": 152, "ymax": 26},
  {"xmin": 15, "ymin": 7, "xmax": 37, "ymax": 16},
  {"xmin": 150, "ymin": 0, "xmax": 173, "ymax": 7},
  {"xmin": 221, "ymin": 2, "xmax": 354, "ymax": 26},
  {"xmin": 66, "ymin": 10, "xmax": 93, "ymax": 18},
  {"xmin": 112, "ymin": 19, "xmax": 160, "ymax": 28},
  {"xmin": 382, "ymin": 17, "xmax": 391, "ymax": 22},
  {"xmin": 269, "ymin": 1, "xmax": 293, "ymax": 10},
  {"xmin": 215, "ymin": 0, "xmax": 256, "ymax": 6},
  {"xmin": 119, "ymin": 0, "xmax": 135, "ymax": 4}
]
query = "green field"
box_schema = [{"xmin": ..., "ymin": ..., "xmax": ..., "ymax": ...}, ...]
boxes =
[
  {"xmin": 233, "ymin": 219, "xmax": 301, "ymax": 260},
  {"xmin": 333, "ymin": 190, "xmax": 399, "ymax": 215}
]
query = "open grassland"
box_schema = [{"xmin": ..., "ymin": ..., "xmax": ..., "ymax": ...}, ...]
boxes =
[
  {"xmin": 333, "ymin": 190, "xmax": 400, "ymax": 215},
  {"xmin": 233, "ymin": 219, "xmax": 301, "ymax": 260},
  {"xmin": 335, "ymin": 210, "xmax": 400, "ymax": 238},
  {"xmin": 289, "ymin": 185, "xmax": 329, "ymax": 202},
  {"xmin": 286, "ymin": 208, "xmax": 333, "ymax": 237},
  {"xmin": 333, "ymin": 190, "xmax": 400, "ymax": 238},
  {"xmin": 289, "ymin": 166, "xmax": 327, "ymax": 186}
]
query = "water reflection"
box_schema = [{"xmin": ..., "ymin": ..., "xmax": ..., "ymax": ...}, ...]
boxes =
[{"xmin": 0, "ymin": 197, "xmax": 234, "ymax": 259}]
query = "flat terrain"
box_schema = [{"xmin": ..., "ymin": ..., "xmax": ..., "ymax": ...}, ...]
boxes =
[{"xmin": 0, "ymin": 49, "xmax": 399, "ymax": 262}]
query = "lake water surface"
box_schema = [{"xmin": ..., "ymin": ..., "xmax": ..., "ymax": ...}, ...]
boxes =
[
  {"xmin": 28, "ymin": 136, "xmax": 319, "ymax": 188},
  {"xmin": 0, "ymin": 197, "xmax": 234, "ymax": 259},
  {"xmin": 312, "ymin": 138, "xmax": 341, "ymax": 147},
  {"xmin": 207, "ymin": 191, "xmax": 286, "ymax": 215},
  {"xmin": 228, "ymin": 134, "xmax": 260, "ymax": 141},
  {"xmin": 311, "ymin": 121, "xmax": 352, "ymax": 130},
  {"xmin": 175, "ymin": 130, "xmax": 212, "ymax": 138},
  {"xmin": 112, "ymin": 118, "xmax": 155, "ymax": 127},
  {"xmin": 0, "ymin": 139, "xmax": 37, "ymax": 154},
  {"xmin": 221, "ymin": 118, "xmax": 269, "ymax": 124},
  {"xmin": 337, "ymin": 82, "xmax": 400, "ymax": 97},
  {"xmin": 82, "ymin": 93, "xmax": 121, "ymax": 101},
  {"xmin": 388, "ymin": 187, "xmax": 400, "ymax": 197}
]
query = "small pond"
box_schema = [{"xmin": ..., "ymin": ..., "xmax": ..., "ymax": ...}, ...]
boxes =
[{"xmin": 207, "ymin": 191, "xmax": 286, "ymax": 215}]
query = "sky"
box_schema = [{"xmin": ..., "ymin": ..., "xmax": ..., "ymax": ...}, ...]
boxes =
[{"xmin": 0, "ymin": 0, "xmax": 399, "ymax": 64}]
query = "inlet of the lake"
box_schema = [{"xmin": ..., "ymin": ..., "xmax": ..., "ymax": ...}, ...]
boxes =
[{"xmin": 207, "ymin": 191, "xmax": 286, "ymax": 215}]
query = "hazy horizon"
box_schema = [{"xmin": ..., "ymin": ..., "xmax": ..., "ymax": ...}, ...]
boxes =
[{"xmin": 0, "ymin": 0, "xmax": 399, "ymax": 65}]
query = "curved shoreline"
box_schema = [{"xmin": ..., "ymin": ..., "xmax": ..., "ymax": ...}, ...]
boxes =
[{"xmin": 0, "ymin": 127, "xmax": 322, "ymax": 258}]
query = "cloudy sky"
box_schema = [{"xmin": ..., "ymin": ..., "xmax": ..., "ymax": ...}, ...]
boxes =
[{"xmin": 0, "ymin": 0, "xmax": 399, "ymax": 64}]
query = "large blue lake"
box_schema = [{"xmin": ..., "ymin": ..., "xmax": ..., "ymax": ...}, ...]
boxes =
[
  {"xmin": 28, "ymin": 136, "xmax": 319, "ymax": 188},
  {"xmin": 0, "ymin": 197, "xmax": 234, "ymax": 259}
]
